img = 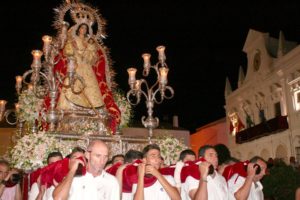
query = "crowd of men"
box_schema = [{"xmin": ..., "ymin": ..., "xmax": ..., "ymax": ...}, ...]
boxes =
[{"xmin": 0, "ymin": 139, "xmax": 286, "ymax": 200}]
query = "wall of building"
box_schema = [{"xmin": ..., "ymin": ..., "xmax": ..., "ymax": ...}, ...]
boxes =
[
  {"xmin": 225, "ymin": 29, "xmax": 300, "ymax": 163},
  {"xmin": 190, "ymin": 118, "xmax": 227, "ymax": 156}
]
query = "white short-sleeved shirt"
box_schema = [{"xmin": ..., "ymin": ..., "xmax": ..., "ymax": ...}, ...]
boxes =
[
  {"xmin": 181, "ymin": 172, "xmax": 228, "ymax": 200},
  {"xmin": 68, "ymin": 171, "xmax": 120, "ymax": 200},
  {"xmin": 28, "ymin": 183, "xmax": 55, "ymax": 200},
  {"xmin": 228, "ymin": 173, "xmax": 263, "ymax": 200},
  {"xmin": 1, "ymin": 185, "xmax": 17, "ymax": 200},
  {"xmin": 132, "ymin": 175, "xmax": 176, "ymax": 200},
  {"xmin": 121, "ymin": 192, "xmax": 133, "ymax": 200}
]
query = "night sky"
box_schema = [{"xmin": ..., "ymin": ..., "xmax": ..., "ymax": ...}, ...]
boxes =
[{"xmin": 1, "ymin": 1, "xmax": 300, "ymax": 132}]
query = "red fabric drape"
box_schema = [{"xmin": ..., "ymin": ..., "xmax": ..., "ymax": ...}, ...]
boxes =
[
  {"xmin": 43, "ymin": 48, "xmax": 121, "ymax": 134},
  {"xmin": 222, "ymin": 161, "xmax": 249, "ymax": 182},
  {"xmin": 22, "ymin": 174, "xmax": 29, "ymax": 200},
  {"xmin": 122, "ymin": 160, "xmax": 176, "ymax": 193}
]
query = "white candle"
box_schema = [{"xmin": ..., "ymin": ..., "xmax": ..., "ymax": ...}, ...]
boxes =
[
  {"xmin": 156, "ymin": 45, "xmax": 166, "ymax": 63},
  {"xmin": 42, "ymin": 35, "xmax": 52, "ymax": 46},
  {"xmin": 159, "ymin": 67, "xmax": 169, "ymax": 85},
  {"xmin": 0, "ymin": 100, "xmax": 7, "ymax": 111},
  {"xmin": 31, "ymin": 50, "xmax": 43, "ymax": 69},
  {"xmin": 15, "ymin": 103, "xmax": 20, "ymax": 113},
  {"xmin": 42, "ymin": 35, "xmax": 52, "ymax": 57},
  {"xmin": 142, "ymin": 53, "xmax": 151, "ymax": 69},
  {"xmin": 127, "ymin": 68, "xmax": 137, "ymax": 84},
  {"xmin": 15, "ymin": 76, "xmax": 22, "ymax": 88},
  {"xmin": 28, "ymin": 84, "xmax": 33, "ymax": 91}
]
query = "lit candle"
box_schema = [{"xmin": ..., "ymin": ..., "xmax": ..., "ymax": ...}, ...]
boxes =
[
  {"xmin": 42, "ymin": 35, "xmax": 52, "ymax": 58},
  {"xmin": 156, "ymin": 45, "xmax": 166, "ymax": 63},
  {"xmin": 159, "ymin": 67, "xmax": 169, "ymax": 85},
  {"xmin": 142, "ymin": 53, "xmax": 151, "ymax": 69},
  {"xmin": 15, "ymin": 75, "xmax": 22, "ymax": 89},
  {"xmin": 42, "ymin": 35, "xmax": 52, "ymax": 47},
  {"xmin": 15, "ymin": 103, "xmax": 20, "ymax": 113},
  {"xmin": 28, "ymin": 84, "xmax": 33, "ymax": 91},
  {"xmin": 127, "ymin": 68, "xmax": 137, "ymax": 84},
  {"xmin": 0, "ymin": 100, "xmax": 7, "ymax": 111},
  {"xmin": 31, "ymin": 50, "xmax": 43, "ymax": 70}
]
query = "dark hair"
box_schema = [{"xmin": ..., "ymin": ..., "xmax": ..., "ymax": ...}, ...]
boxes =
[
  {"xmin": 250, "ymin": 156, "xmax": 266, "ymax": 164},
  {"xmin": 223, "ymin": 157, "xmax": 240, "ymax": 164},
  {"xmin": 142, "ymin": 144, "xmax": 160, "ymax": 158},
  {"xmin": 125, "ymin": 150, "xmax": 143, "ymax": 163},
  {"xmin": 71, "ymin": 146, "xmax": 85, "ymax": 154},
  {"xmin": 214, "ymin": 143, "xmax": 231, "ymax": 165},
  {"xmin": 198, "ymin": 145, "xmax": 214, "ymax": 157},
  {"xmin": 76, "ymin": 23, "xmax": 89, "ymax": 36},
  {"xmin": 179, "ymin": 149, "xmax": 196, "ymax": 161},
  {"xmin": 47, "ymin": 152, "xmax": 63, "ymax": 163},
  {"xmin": 111, "ymin": 154, "xmax": 125, "ymax": 164}
]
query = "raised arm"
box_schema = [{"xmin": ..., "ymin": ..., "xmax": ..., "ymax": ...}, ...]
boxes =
[
  {"xmin": 133, "ymin": 163, "xmax": 145, "ymax": 200},
  {"xmin": 52, "ymin": 159, "xmax": 83, "ymax": 200},
  {"xmin": 146, "ymin": 165, "xmax": 180, "ymax": 200},
  {"xmin": 234, "ymin": 163, "xmax": 257, "ymax": 200},
  {"xmin": 192, "ymin": 162, "xmax": 210, "ymax": 200}
]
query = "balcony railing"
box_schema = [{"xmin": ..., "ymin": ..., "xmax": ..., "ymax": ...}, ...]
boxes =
[{"xmin": 236, "ymin": 115, "xmax": 289, "ymax": 144}]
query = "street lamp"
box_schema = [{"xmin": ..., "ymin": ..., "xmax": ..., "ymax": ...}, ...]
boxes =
[{"xmin": 126, "ymin": 45, "xmax": 174, "ymax": 141}]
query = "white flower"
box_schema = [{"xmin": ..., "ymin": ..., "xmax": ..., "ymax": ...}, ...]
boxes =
[
  {"xmin": 17, "ymin": 89, "xmax": 43, "ymax": 124},
  {"xmin": 8, "ymin": 131, "xmax": 87, "ymax": 171},
  {"xmin": 113, "ymin": 89, "xmax": 133, "ymax": 128},
  {"xmin": 155, "ymin": 134, "xmax": 187, "ymax": 165}
]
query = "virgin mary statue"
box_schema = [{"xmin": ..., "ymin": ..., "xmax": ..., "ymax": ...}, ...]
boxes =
[{"xmin": 44, "ymin": 3, "xmax": 121, "ymax": 133}]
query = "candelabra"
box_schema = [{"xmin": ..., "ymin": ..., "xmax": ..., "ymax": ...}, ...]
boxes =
[
  {"xmin": 0, "ymin": 21, "xmax": 86, "ymax": 133},
  {"xmin": 0, "ymin": 88, "xmax": 24, "ymax": 137},
  {"xmin": 127, "ymin": 45, "xmax": 174, "ymax": 141}
]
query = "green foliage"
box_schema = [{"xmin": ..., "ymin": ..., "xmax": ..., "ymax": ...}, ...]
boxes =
[{"xmin": 262, "ymin": 160, "xmax": 300, "ymax": 200}]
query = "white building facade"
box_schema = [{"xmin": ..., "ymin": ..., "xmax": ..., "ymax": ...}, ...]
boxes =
[{"xmin": 225, "ymin": 29, "xmax": 300, "ymax": 163}]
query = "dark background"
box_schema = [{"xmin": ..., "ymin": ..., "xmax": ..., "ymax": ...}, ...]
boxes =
[{"xmin": 1, "ymin": 1, "xmax": 300, "ymax": 132}]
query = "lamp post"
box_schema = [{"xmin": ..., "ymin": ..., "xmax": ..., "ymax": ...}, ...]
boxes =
[{"xmin": 126, "ymin": 45, "xmax": 174, "ymax": 141}]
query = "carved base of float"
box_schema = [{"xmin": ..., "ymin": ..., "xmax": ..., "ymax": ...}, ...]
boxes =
[{"xmin": 51, "ymin": 133, "xmax": 150, "ymax": 155}]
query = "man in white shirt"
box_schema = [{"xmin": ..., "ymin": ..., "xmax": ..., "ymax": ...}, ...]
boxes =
[
  {"xmin": 0, "ymin": 160, "xmax": 22, "ymax": 200},
  {"xmin": 53, "ymin": 140, "xmax": 120, "ymax": 200},
  {"xmin": 28, "ymin": 151, "xmax": 63, "ymax": 200},
  {"xmin": 133, "ymin": 144, "xmax": 181, "ymax": 200},
  {"xmin": 174, "ymin": 149, "xmax": 196, "ymax": 192},
  {"xmin": 228, "ymin": 156, "xmax": 267, "ymax": 200},
  {"xmin": 115, "ymin": 150, "xmax": 143, "ymax": 200},
  {"xmin": 181, "ymin": 145, "xmax": 228, "ymax": 200}
]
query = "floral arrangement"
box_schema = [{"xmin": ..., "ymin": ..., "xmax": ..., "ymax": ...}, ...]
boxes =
[
  {"xmin": 156, "ymin": 134, "xmax": 188, "ymax": 165},
  {"xmin": 8, "ymin": 131, "xmax": 87, "ymax": 171},
  {"xmin": 113, "ymin": 89, "xmax": 133, "ymax": 128},
  {"xmin": 76, "ymin": 120, "xmax": 99, "ymax": 135},
  {"xmin": 17, "ymin": 88, "xmax": 43, "ymax": 125}
]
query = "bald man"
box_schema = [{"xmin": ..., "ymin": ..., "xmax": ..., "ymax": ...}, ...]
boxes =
[{"xmin": 53, "ymin": 140, "xmax": 120, "ymax": 200}]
